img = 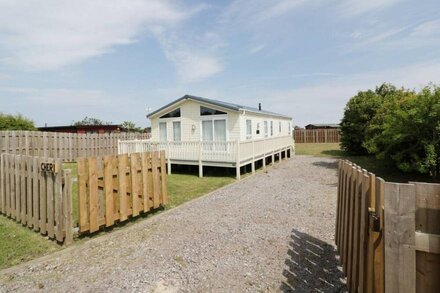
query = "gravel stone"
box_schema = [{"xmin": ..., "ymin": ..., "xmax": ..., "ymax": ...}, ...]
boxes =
[{"xmin": 0, "ymin": 156, "xmax": 346, "ymax": 292}]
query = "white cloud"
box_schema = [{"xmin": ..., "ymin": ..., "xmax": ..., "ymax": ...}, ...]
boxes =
[
  {"xmin": 154, "ymin": 30, "xmax": 223, "ymax": 83},
  {"xmin": 221, "ymin": 0, "xmax": 306, "ymax": 26},
  {"xmin": 338, "ymin": 0, "xmax": 403, "ymax": 17},
  {"xmin": 249, "ymin": 44, "xmax": 266, "ymax": 54},
  {"xmin": 263, "ymin": 60, "xmax": 440, "ymax": 126},
  {"xmin": 411, "ymin": 19, "xmax": 440, "ymax": 36},
  {"xmin": 0, "ymin": 0, "xmax": 197, "ymax": 70}
]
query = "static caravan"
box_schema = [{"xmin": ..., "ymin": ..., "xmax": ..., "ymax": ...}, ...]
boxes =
[{"xmin": 119, "ymin": 95, "xmax": 294, "ymax": 179}]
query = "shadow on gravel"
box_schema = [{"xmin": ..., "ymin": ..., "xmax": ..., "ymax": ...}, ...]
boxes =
[
  {"xmin": 280, "ymin": 229, "xmax": 347, "ymax": 292},
  {"xmin": 312, "ymin": 160, "xmax": 339, "ymax": 170}
]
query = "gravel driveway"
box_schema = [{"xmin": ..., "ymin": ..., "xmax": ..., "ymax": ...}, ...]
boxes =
[{"xmin": 0, "ymin": 156, "xmax": 346, "ymax": 292}]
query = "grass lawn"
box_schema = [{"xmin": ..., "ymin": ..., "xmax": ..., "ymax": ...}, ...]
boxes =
[
  {"xmin": 295, "ymin": 143, "xmax": 434, "ymax": 183},
  {"xmin": 0, "ymin": 217, "xmax": 60, "ymax": 270},
  {"xmin": 0, "ymin": 163, "xmax": 235, "ymax": 270}
]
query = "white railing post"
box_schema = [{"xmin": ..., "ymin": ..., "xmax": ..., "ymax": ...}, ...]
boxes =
[
  {"xmin": 236, "ymin": 140, "xmax": 240, "ymax": 180},
  {"xmin": 167, "ymin": 141, "xmax": 171, "ymax": 175},
  {"xmin": 198, "ymin": 141, "xmax": 203, "ymax": 178}
]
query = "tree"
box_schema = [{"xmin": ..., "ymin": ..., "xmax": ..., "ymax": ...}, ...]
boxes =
[
  {"xmin": 121, "ymin": 121, "xmax": 143, "ymax": 132},
  {"xmin": 0, "ymin": 113, "xmax": 36, "ymax": 130},
  {"xmin": 74, "ymin": 117, "xmax": 106, "ymax": 126},
  {"xmin": 340, "ymin": 83, "xmax": 396, "ymax": 154}
]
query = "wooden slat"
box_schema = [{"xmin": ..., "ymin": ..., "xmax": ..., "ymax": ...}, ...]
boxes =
[
  {"xmin": 152, "ymin": 151, "xmax": 160, "ymax": 209},
  {"xmin": 374, "ymin": 178, "xmax": 385, "ymax": 293},
  {"xmin": 384, "ymin": 183, "xmax": 416, "ymax": 293},
  {"xmin": 88, "ymin": 157, "xmax": 99, "ymax": 233},
  {"xmin": 131, "ymin": 153, "xmax": 139, "ymax": 217},
  {"xmin": 78, "ymin": 158, "xmax": 88, "ymax": 232},
  {"xmin": 358, "ymin": 173, "xmax": 370, "ymax": 293},
  {"xmin": 55, "ymin": 159, "xmax": 63, "ymax": 242},
  {"xmin": 14, "ymin": 155, "xmax": 19, "ymax": 220},
  {"xmin": 63, "ymin": 169, "xmax": 73, "ymax": 245},
  {"xmin": 39, "ymin": 157, "xmax": 47, "ymax": 234},
  {"xmin": 104, "ymin": 156, "xmax": 114, "ymax": 227},
  {"xmin": 160, "ymin": 150, "xmax": 168, "ymax": 205},
  {"xmin": 26, "ymin": 156, "xmax": 32, "ymax": 227},
  {"xmin": 141, "ymin": 152, "xmax": 150, "ymax": 212},
  {"xmin": 350, "ymin": 168, "xmax": 363, "ymax": 291},
  {"xmin": 32, "ymin": 156, "xmax": 39, "ymax": 231},
  {"xmin": 20, "ymin": 156, "xmax": 26, "ymax": 223},
  {"xmin": 118, "ymin": 154, "xmax": 128, "ymax": 222},
  {"xmin": 0, "ymin": 154, "xmax": 5, "ymax": 214},
  {"xmin": 413, "ymin": 182, "xmax": 440, "ymax": 293},
  {"xmin": 46, "ymin": 159, "xmax": 55, "ymax": 238}
]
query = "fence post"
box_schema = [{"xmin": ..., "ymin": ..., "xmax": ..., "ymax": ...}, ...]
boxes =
[{"xmin": 384, "ymin": 183, "xmax": 416, "ymax": 293}]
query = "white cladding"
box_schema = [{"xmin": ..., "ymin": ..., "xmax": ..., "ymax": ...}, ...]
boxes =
[{"xmin": 150, "ymin": 99, "xmax": 291, "ymax": 142}]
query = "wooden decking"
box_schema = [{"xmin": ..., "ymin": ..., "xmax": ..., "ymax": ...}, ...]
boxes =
[{"xmin": 118, "ymin": 135, "xmax": 294, "ymax": 178}]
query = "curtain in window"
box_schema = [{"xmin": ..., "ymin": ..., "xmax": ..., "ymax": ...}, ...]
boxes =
[
  {"xmin": 202, "ymin": 120, "xmax": 213, "ymax": 141},
  {"xmin": 173, "ymin": 121, "xmax": 181, "ymax": 142},
  {"xmin": 159, "ymin": 122, "xmax": 167, "ymax": 141},
  {"xmin": 246, "ymin": 120, "xmax": 252, "ymax": 139},
  {"xmin": 214, "ymin": 120, "xmax": 226, "ymax": 141}
]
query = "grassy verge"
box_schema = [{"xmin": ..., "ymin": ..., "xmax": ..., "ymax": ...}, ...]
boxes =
[
  {"xmin": 0, "ymin": 217, "xmax": 60, "ymax": 270},
  {"xmin": 295, "ymin": 143, "xmax": 434, "ymax": 183},
  {"xmin": 1, "ymin": 164, "xmax": 235, "ymax": 270}
]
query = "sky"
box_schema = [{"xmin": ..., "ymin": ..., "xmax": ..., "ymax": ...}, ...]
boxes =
[{"xmin": 0, "ymin": 0, "xmax": 440, "ymax": 128}]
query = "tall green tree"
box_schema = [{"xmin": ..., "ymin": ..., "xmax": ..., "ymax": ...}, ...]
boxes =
[
  {"xmin": 0, "ymin": 113, "xmax": 36, "ymax": 130},
  {"xmin": 340, "ymin": 83, "xmax": 396, "ymax": 154}
]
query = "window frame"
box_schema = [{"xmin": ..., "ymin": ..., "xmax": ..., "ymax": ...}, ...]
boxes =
[{"xmin": 246, "ymin": 119, "xmax": 252, "ymax": 140}]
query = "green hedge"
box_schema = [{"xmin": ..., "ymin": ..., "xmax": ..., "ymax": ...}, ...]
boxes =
[{"xmin": 340, "ymin": 83, "xmax": 440, "ymax": 177}]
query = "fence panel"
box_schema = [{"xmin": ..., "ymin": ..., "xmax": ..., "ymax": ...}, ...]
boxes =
[
  {"xmin": 293, "ymin": 129, "xmax": 340, "ymax": 143},
  {"xmin": 336, "ymin": 160, "xmax": 440, "ymax": 292},
  {"xmin": 77, "ymin": 150, "xmax": 167, "ymax": 233},
  {"xmin": 0, "ymin": 130, "xmax": 151, "ymax": 161},
  {"xmin": 0, "ymin": 153, "xmax": 73, "ymax": 244}
]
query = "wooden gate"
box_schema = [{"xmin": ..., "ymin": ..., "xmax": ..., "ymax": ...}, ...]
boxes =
[
  {"xmin": 77, "ymin": 150, "xmax": 167, "ymax": 233},
  {"xmin": 0, "ymin": 153, "xmax": 73, "ymax": 244},
  {"xmin": 335, "ymin": 160, "xmax": 440, "ymax": 292}
]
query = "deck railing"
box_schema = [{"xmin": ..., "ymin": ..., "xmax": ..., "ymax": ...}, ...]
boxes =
[{"xmin": 118, "ymin": 135, "xmax": 293, "ymax": 164}]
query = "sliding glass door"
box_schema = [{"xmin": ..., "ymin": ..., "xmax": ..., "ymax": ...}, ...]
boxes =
[{"xmin": 202, "ymin": 118, "xmax": 227, "ymax": 151}]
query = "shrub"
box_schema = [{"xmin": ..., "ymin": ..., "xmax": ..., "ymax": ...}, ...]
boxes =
[
  {"xmin": 0, "ymin": 113, "xmax": 36, "ymax": 130},
  {"xmin": 340, "ymin": 84, "xmax": 396, "ymax": 154}
]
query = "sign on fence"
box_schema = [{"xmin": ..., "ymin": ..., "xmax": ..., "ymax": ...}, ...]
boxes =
[
  {"xmin": 0, "ymin": 153, "xmax": 73, "ymax": 244},
  {"xmin": 77, "ymin": 150, "xmax": 167, "ymax": 233},
  {"xmin": 335, "ymin": 160, "xmax": 440, "ymax": 293}
]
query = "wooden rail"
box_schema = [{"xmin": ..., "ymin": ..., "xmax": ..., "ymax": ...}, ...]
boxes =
[
  {"xmin": 77, "ymin": 150, "xmax": 167, "ymax": 234},
  {"xmin": 294, "ymin": 129, "xmax": 340, "ymax": 143},
  {"xmin": 0, "ymin": 153, "xmax": 73, "ymax": 245},
  {"xmin": 336, "ymin": 160, "xmax": 440, "ymax": 292},
  {"xmin": 0, "ymin": 130, "xmax": 150, "ymax": 161}
]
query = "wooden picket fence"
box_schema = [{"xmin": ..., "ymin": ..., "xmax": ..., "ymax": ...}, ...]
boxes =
[
  {"xmin": 77, "ymin": 150, "xmax": 167, "ymax": 233},
  {"xmin": 0, "ymin": 153, "xmax": 73, "ymax": 244},
  {"xmin": 294, "ymin": 129, "xmax": 340, "ymax": 143},
  {"xmin": 336, "ymin": 160, "xmax": 440, "ymax": 292},
  {"xmin": 0, "ymin": 130, "xmax": 150, "ymax": 161}
]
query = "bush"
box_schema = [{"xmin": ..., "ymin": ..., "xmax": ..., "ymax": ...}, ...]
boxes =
[
  {"xmin": 0, "ymin": 113, "xmax": 36, "ymax": 130},
  {"xmin": 340, "ymin": 84, "xmax": 396, "ymax": 154},
  {"xmin": 365, "ymin": 85, "xmax": 440, "ymax": 176}
]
